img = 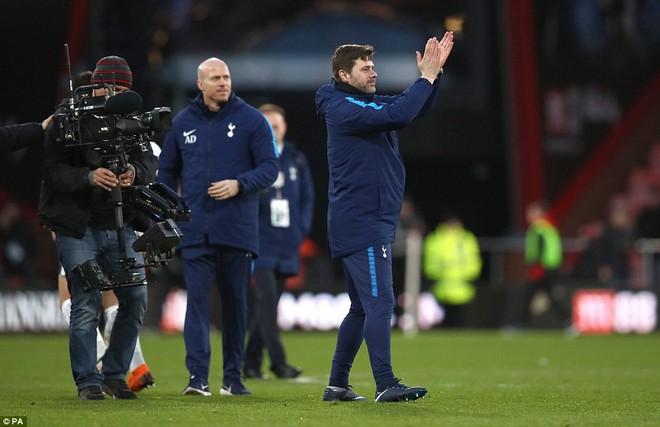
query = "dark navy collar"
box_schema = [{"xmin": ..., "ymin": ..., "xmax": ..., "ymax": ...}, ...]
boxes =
[
  {"xmin": 193, "ymin": 92, "xmax": 234, "ymax": 115},
  {"xmin": 335, "ymin": 79, "xmax": 372, "ymax": 97}
]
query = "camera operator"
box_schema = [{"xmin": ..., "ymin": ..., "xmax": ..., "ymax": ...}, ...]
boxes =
[
  {"xmin": 0, "ymin": 116, "xmax": 52, "ymax": 156},
  {"xmin": 39, "ymin": 56, "xmax": 158, "ymax": 401}
]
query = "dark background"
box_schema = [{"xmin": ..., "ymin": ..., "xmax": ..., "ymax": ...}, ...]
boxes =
[{"xmin": 0, "ymin": 0, "xmax": 659, "ymax": 290}]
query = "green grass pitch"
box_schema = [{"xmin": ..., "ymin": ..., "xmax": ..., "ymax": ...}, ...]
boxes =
[{"xmin": 1, "ymin": 330, "xmax": 659, "ymax": 426}]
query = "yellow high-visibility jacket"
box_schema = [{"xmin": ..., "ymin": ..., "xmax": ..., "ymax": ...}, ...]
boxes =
[{"xmin": 424, "ymin": 224, "xmax": 482, "ymax": 305}]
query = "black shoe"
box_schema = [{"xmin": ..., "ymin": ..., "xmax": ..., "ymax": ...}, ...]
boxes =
[
  {"xmin": 374, "ymin": 380, "xmax": 427, "ymax": 403},
  {"xmin": 102, "ymin": 378, "xmax": 138, "ymax": 399},
  {"xmin": 322, "ymin": 386, "xmax": 367, "ymax": 402},
  {"xmin": 78, "ymin": 385, "xmax": 105, "ymax": 400},
  {"xmin": 271, "ymin": 364, "xmax": 302, "ymax": 379},
  {"xmin": 243, "ymin": 366, "xmax": 269, "ymax": 380}
]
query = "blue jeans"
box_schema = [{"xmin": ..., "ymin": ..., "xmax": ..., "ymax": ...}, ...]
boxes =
[{"xmin": 57, "ymin": 226, "xmax": 148, "ymax": 390}]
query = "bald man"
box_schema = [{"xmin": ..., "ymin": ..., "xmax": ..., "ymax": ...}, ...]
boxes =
[{"xmin": 157, "ymin": 57, "xmax": 279, "ymax": 397}]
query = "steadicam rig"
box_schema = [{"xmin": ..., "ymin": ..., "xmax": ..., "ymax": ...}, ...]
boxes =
[
  {"xmin": 74, "ymin": 183, "xmax": 191, "ymax": 293},
  {"xmin": 127, "ymin": 183, "xmax": 191, "ymax": 265},
  {"xmin": 57, "ymin": 44, "xmax": 185, "ymax": 292}
]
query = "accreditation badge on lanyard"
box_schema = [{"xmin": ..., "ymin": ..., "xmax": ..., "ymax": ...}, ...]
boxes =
[
  {"xmin": 270, "ymin": 199, "xmax": 290, "ymax": 227},
  {"xmin": 270, "ymin": 171, "xmax": 290, "ymax": 227}
]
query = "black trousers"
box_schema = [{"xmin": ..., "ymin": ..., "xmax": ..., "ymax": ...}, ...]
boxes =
[
  {"xmin": 519, "ymin": 271, "xmax": 571, "ymax": 327},
  {"xmin": 244, "ymin": 269, "xmax": 287, "ymax": 370}
]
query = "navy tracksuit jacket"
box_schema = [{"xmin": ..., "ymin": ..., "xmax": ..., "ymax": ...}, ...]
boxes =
[
  {"xmin": 254, "ymin": 142, "xmax": 315, "ymax": 275},
  {"xmin": 158, "ymin": 92, "xmax": 279, "ymax": 254},
  {"xmin": 316, "ymin": 78, "xmax": 440, "ymax": 258}
]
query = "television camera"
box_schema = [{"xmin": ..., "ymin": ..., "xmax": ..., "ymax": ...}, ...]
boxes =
[
  {"xmin": 56, "ymin": 45, "xmax": 189, "ymax": 292},
  {"xmin": 54, "ymin": 84, "xmax": 171, "ymax": 175}
]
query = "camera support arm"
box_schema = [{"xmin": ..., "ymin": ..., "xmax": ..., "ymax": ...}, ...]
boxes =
[{"xmin": 107, "ymin": 159, "xmax": 131, "ymax": 264}]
